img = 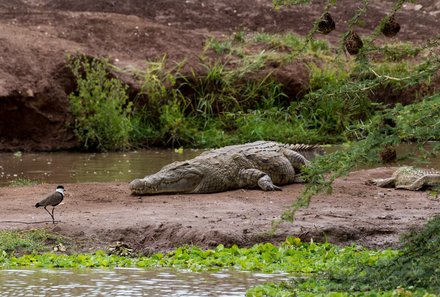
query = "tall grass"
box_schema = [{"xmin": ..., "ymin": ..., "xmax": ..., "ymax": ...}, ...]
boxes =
[{"xmin": 67, "ymin": 32, "xmax": 439, "ymax": 150}]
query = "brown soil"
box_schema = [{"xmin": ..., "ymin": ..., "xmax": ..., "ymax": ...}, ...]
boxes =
[
  {"xmin": 0, "ymin": 0, "xmax": 440, "ymax": 151},
  {"xmin": 1, "ymin": 167, "xmax": 439, "ymax": 252}
]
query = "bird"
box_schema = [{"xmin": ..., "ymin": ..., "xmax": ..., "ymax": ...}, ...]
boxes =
[
  {"xmin": 317, "ymin": 12, "xmax": 335, "ymax": 35},
  {"xmin": 35, "ymin": 185, "xmax": 65, "ymax": 224}
]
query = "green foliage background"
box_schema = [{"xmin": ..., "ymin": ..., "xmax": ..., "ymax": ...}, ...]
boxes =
[
  {"xmin": 67, "ymin": 35, "xmax": 439, "ymax": 151},
  {"xmin": 68, "ymin": 55, "xmax": 134, "ymax": 151}
]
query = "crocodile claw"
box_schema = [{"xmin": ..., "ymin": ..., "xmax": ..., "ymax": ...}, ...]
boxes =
[{"xmin": 272, "ymin": 185, "xmax": 282, "ymax": 191}]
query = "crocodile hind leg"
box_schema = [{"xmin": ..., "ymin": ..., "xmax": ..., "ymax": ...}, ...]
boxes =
[
  {"xmin": 282, "ymin": 150, "xmax": 310, "ymax": 173},
  {"xmin": 238, "ymin": 169, "xmax": 282, "ymax": 191},
  {"xmin": 396, "ymin": 174, "xmax": 440, "ymax": 191}
]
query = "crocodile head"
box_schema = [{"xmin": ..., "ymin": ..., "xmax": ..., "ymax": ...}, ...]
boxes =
[{"xmin": 129, "ymin": 162, "xmax": 203, "ymax": 195}]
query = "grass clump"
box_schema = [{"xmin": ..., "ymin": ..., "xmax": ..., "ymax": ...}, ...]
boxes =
[
  {"xmin": 8, "ymin": 178, "xmax": 40, "ymax": 187},
  {"xmin": 0, "ymin": 229, "xmax": 65, "ymax": 256},
  {"xmin": 67, "ymin": 55, "xmax": 134, "ymax": 151}
]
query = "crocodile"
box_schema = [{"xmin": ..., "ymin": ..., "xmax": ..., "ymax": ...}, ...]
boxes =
[
  {"xmin": 129, "ymin": 141, "xmax": 323, "ymax": 195},
  {"xmin": 369, "ymin": 166, "xmax": 440, "ymax": 191}
]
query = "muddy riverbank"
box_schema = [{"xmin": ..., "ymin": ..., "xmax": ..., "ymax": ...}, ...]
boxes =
[{"xmin": 1, "ymin": 167, "xmax": 439, "ymax": 253}]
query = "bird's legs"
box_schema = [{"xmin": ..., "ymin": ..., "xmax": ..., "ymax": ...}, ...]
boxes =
[
  {"xmin": 43, "ymin": 206, "xmax": 55, "ymax": 224},
  {"xmin": 51, "ymin": 207, "xmax": 56, "ymax": 224}
]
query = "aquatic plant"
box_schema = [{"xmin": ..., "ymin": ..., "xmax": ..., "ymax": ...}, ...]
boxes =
[
  {"xmin": 0, "ymin": 237, "xmax": 396, "ymax": 273},
  {"xmin": 0, "ymin": 237, "xmax": 414, "ymax": 296},
  {"xmin": 2, "ymin": 231, "xmax": 438, "ymax": 295}
]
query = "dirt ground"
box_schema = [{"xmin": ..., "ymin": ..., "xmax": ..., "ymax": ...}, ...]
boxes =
[
  {"xmin": 1, "ymin": 1, "xmax": 440, "ymax": 252},
  {"xmin": 1, "ymin": 167, "xmax": 439, "ymax": 252}
]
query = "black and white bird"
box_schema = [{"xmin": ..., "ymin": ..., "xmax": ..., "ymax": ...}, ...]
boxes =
[{"xmin": 35, "ymin": 185, "xmax": 65, "ymax": 224}]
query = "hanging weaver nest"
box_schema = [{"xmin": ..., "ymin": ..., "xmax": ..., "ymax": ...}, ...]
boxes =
[
  {"xmin": 379, "ymin": 145, "xmax": 397, "ymax": 163},
  {"xmin": 344, "ymin": 31, "xmax": 363, "ymax": 55},
  {"xmin": 317, "ymin": 12, "xmax": 335, "ymax": 35},
  {"xmin": 381, "ymin": 15, "xmax": 401, "ymax": 37}
]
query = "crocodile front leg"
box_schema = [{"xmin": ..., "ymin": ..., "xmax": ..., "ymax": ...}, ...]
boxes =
[{"xmin": 238, "ymin": 169, "xmax": 282, "ymax": 191}]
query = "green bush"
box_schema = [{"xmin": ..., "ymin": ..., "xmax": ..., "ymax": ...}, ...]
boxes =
[{"xmin": 68, "ymin": 55, "xmax": 133, "ymax": 151}]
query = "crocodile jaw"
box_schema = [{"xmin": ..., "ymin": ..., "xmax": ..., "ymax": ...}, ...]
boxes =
[{"xmin": 129, "ymin": 170, "xmax": 203, "ymax": 195}]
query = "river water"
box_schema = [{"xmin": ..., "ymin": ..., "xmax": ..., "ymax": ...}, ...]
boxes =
[
  {"xmin": 0, "ymin": 149, "xmax": 203, "ymax": 186},
  {"xmin": 0, "ymin": 267, "xmax": 289, "ymax": 297},
  {"xmin": 0, "ymin": 144, "xmax": 439, "ymax": 187}
]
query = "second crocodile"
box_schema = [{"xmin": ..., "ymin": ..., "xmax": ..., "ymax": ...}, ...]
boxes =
[
  {"xmin": 369, "ymin": 166, "xmax": 440, "ymax": 190},
  {"xmin": 129, "ymin": 141, "xmax": 323, "ymax": 195}
]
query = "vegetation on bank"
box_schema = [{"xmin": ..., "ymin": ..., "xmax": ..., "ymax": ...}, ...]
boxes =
[
  {"xmin": 287, "ymin": 92, "xmax": 440, "ymax": 215},
  {"xmin": 2, "ymin": 220, "xmax": 440, "ymax": 296},
  {"xmin": 67, "ymin": 33, "xmax": 439, "ymax": 151},
  {"xmin": 7, "ymin": 178, "xmax": 41, "ymax": 187},
  {"xmin": 0, "ymin": 229, "xmax": 65, "ymax": 255}
]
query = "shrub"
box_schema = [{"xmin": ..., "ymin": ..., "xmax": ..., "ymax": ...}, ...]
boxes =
[{"xmin": 67, "ymin": 55, "xmax": 133, "ymax": 151}]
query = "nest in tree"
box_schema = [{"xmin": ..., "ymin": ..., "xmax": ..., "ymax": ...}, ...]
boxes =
[
  {"xmin": 317, "ymin": 12, "xmax": 335, "ymax": 35},
  {"xmin": 382, "ymin": 15, "xmax": 400, "ymax": 37},
  {"xmin": 380, "ymin": 145, "xmax": 397, "ymax": 163},
  {"xmin": 345, "ymin": 31, "xmax": 363, "ymax": 55}
]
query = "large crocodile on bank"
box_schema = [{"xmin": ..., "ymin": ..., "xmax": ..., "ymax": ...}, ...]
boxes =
[
  {"xmin": 369, "ymin": 166, "xmax": 440, "ymax": 191},
  {"xmin": 129, "ymin": 141, "xmax": 323, "ymax": 195}
]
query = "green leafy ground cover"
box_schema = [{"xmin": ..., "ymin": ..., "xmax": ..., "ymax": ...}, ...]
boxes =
[{"xmin": 0, "ymin": 233, "xmax": 400, "ymax": 295}]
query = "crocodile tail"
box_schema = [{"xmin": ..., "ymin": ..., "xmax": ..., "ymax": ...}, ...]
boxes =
[{"xmin": 286, "ymin": 144, "xmax": 324, "ymax": 160}]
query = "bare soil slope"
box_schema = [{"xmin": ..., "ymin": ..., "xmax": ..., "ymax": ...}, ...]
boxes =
[
  {"xmin": 0, "ymin": 0, "xmax": 439, "ymax": 151},
  {"xmin": 1, "ymin": 167, "xmax": 439, "ymax": 252}
]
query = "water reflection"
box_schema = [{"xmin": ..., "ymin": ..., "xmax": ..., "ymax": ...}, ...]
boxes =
[
  {"xmin": 0, "ymin": 268, "xmax": 289, "ymax": 297},
  {"xmin": 0, "ymin": 149, "xmax": 202, "ymax": 186}
]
